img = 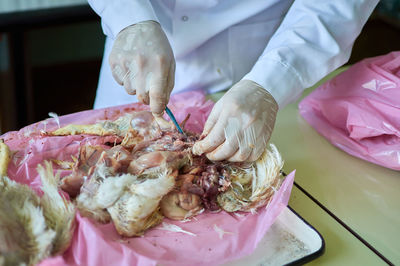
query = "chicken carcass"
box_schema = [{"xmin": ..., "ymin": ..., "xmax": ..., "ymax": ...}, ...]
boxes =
[
  {"xmin": 50, "ymin": 110, "xmax": 285, "ymax": 237},
  {"xmin": 0, "ymin": 140, "xmax": 75, "ymax": 266}
]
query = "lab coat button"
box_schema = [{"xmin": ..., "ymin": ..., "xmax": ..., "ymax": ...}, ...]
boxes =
[{"xmin": 181, "ymin": 15, "xmax": 189, "ymax": 21}]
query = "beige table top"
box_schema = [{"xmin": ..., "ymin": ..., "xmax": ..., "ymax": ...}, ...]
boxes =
[
  {"xmin": 269, "ymin": 69, "xmax": 400, "ymax": 264},
  {"xmin": 289, "ymin": 186, "xmax": 386, "ymax": 265}
]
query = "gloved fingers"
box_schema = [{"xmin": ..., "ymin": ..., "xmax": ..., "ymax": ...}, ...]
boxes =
[
  {"xmin": 149, "ymin": 67, "xmax": 169, "ymax": 116},
  {"xmin": 123, "ymin": 58, "xmax": 140, "ymax": 94},
  {"xmin": 156, "ymin": 62, "xmax": 175, "ymax": 117},
  {"xmin": 136, "ymin": 86, "xmax": 149, "ymax": 106},
  {"xmin": 202, "ymin": 101, "xmax": 222, "ymax": 137},
  {"xmin": 123, "ymin": 71, "xmax": 137, "ymax": 95},
  {"xmin": 135, "ymin": 65, "xmax": 149, "ymax": 105},
  {"xmin": 205, "ymin": 136, "xmax": 239, "ymax": 161},
  {"xmin": 110, "ymin": 64, "xmax": 126, "ymax": 85},
  {"xmin": 246, "ymin": 146, "xmax": 265, "ymax": 162},
  {"xmin": 165, "ymin": 61, "xmax": 175, "ymax": 103},
  {"xmin": 245, "ymin": 129, "xmax": 269, "ymax": 162},
  {"xmin": 192, "ymin": 115, "xmax": 227, "ymax": 155},
  {"xmin": 228, "ymin": 146, "xmax": 253, "ymax": 162},
  {"xmin": 228, "ymin": 125, "xmax": 263, "ymax": 162}
]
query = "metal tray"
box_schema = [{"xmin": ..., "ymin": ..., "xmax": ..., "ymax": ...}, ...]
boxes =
[{"xmin": 225, "ymin": 206, "xmax": 325, "ymax": 266}]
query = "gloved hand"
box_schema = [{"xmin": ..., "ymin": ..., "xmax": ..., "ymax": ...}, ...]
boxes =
[
  {"xmin": 109, "ymin": 21, "xmax": 175, "ymax": 116},
  {"xmin": 192, "ymin": 80, "xmax": 278, "ymax": 162}
]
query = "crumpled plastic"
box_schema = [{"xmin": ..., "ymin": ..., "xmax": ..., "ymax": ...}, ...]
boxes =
[
  {"xmin": 1, "ymin": 90, "xmax": 295, "ymax": 266},
  {"xmin": 299, "ymin": 51, "xmax": 400, "ymax": 171}
]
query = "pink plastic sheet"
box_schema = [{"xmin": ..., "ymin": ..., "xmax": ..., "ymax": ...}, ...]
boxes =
[
  {"xmin": 299, "ymin": 51, "xmax": 400, "ymax": 171},
  {"xmin": 1, "ymin": 90, "xmax": 295, "ymax": 266}
]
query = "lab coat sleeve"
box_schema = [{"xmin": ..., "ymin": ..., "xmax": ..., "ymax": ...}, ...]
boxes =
[
  {"xmin": 87, "ymin": 0, "xmax": 158, "ymax": 39},
  {"xmin": 242, "ymin": 0, "xmax": 379, "ymax": 108}
]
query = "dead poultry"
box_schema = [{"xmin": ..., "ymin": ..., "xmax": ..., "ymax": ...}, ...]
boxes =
[
  {"xmin": 49, "ymin": 110, "xmax": 285, "ymax": 237},
  {"xmin": 0, "ymin": 140, "xmax": 75, "ymax": 266}
]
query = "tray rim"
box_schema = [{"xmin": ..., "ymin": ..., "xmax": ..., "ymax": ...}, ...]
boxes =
[{"xmin": 284, "ymin": 206, "xmax": 326, "ymax": 265}]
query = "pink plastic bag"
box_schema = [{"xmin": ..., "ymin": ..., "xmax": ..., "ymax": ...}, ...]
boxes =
[
  {"xmin": 299, "ymin": 51, "xmax": 400, "ymax": 170},
  {"xmin": 1, "ymin": 90, "xmax": 295, "ymax": 266}
]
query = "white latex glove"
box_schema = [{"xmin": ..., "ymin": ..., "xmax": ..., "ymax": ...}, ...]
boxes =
[
  {"xmin": 192, "ymin": 80, "xmax": 278, "ymax": 162},
  {"xmin": 109, "ymin": 21, "xmax": 175, "ymax": 116}
]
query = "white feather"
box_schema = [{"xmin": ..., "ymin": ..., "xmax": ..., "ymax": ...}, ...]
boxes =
[
  {"xmin": 48, "ymin": 112, "xmax": 60, "ymax": 129},
  {"xmin": 159, "ymin": 222, "xmax": 196, "ymax": 236},
  {"xmin": 213, "ymin": 224, "xmax": 233, "ymax": 239}
]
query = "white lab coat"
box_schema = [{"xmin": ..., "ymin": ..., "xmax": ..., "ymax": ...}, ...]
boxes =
[{"xmin": 88, "ymin": 0, "xmax": 379, "ymax": 109}]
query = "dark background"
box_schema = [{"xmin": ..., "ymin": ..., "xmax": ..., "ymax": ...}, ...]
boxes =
[{"xmin": 0, "ymin": 3, "xmax": 399, "ymax": 134}]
